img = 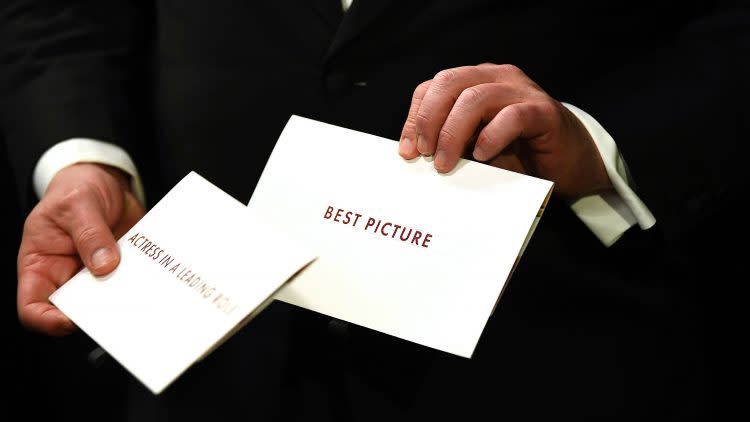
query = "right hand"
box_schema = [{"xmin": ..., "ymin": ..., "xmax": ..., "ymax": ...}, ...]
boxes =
[
  {"xmin": 17, "ymin": 163, "xmax": 145, "ymax": 336},
  {"xmin": 398, "ymin": 64, "xmax": 612, "ymax": 199}
]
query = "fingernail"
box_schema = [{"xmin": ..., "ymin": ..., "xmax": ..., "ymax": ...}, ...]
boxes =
[
  {"xmin": 417, "ymin": 133, "xmax": 429, "ymax": 155},
  {"xmin": 399, "ymin": 137, "xmax": 414, "ymax": 156},
  {"xmin": 434, "ymin": 150, "xmax": 447, "ymax": 172},
  {"xmin": 91, "ymin": 247, "xmax": 115, "ymax": 270}
]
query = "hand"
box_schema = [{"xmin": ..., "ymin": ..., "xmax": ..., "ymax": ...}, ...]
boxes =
[
  {"xmin": 398, "ymin": 63, "xmax": 612, "ymax": 199},
  {"xmin": 17, "ymin": 163, "xmax": 145, "ymax": 336}
]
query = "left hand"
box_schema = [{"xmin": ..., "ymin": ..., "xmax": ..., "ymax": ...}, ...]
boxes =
[
  {"xmin": 17, "ymin": 163, "xmax": 145, "ymax": 336},
  {"xmin": 398, "ymin": 63, "xmax": 612, "ymax": 199}
]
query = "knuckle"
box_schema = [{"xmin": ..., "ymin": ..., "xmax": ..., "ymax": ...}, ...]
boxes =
[
  {"xmin": 456, "ymin": 86, "xmax": 484, "ymax": 109},
  {"xmin": 415, "ymin": 109, "xmax": 430, "ymax": 127},
  {"xmin": 75, "ymin": 225, "xmax": 102, "ymax": 249},
  {"xmin": 413, "ymin": 80, "xmax": 431, "ymax": 99},
  {"xmin": 438, "ymin": 127, "xmax": 457, "ymax": 146},
  {"xmin": 527, "ymin": 99, "xmax": 558, "ymax": 126},
  {"xmin": 58, "ymin": 181, "xmax": 113, "ymax": 220},
  {"xmin": 59, "ymin": 184, "xmax": 93, "ymax": 211},
  {"xmin": 414, "ymin": 117, "xmax": 435, "ymax": 139},
  {"xmin": 498, "ymin": 63, "xmax": 521, "ymax": 73},
  {"xmin": 18, "ymin": 251, "xmax": 45, "ymax": 271},
  {"xmin": 433, "ymin": 69, "xmax": 458, "ymax": 86},
  {"xmin": 537, "ymin": 98, "xmax": 559, "ymax": 115},
  {"xmin": 476, "ymin": 131, "xmax": 491, "ymax": 148},
  {"xmin": 496, "ymin": 63, "xmax": 522, "ymax": 76},
  {"xmin": 501, "ymin": 103, "xmax": 524, "ymax": 124}
]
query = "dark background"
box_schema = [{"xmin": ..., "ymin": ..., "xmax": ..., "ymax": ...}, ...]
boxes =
[{"xmin": 2, "ymin": 2, "xmax": 732, "ymax": 418}]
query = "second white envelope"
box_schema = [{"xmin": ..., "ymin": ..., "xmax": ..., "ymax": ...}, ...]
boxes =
[{"xmin": 248, "ymin": 116, "xmax": 553, "ymax": 358}]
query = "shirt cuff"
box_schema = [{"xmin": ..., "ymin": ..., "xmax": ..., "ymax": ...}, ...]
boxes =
[
  {"xmin": 562, "ymin": 103, "xmax": 656, "ymax": 246},
  {"xmin": 33, "ymin": 138, "xmax": 146, "ymax": 206}
]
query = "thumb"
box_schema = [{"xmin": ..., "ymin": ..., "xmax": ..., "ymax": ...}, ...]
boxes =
[{"xmin": 54, "ymin": 186, "xmax": 121, "ymax": 276}]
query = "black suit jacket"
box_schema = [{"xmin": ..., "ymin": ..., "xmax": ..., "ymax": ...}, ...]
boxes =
[{"xmin": 2, "ymin": 1, "xmax": 745, "ymax": 420}]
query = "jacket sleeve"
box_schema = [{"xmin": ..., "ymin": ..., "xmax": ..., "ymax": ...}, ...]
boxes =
[
  {"xmin": 572, "ymin": 4, "xmax": 749, "ymax": 246},
  {"xmin": 0, "ymin": 0, "xmax": 151, "ymax": 207}
]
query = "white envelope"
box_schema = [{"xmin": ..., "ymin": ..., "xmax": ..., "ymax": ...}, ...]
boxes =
[
  {"xmin": 50, "ymin": 172, "xmax": 315, "ymax": 394},
  {"xmin": 248, "ymin": 116, "xmax": 553, "ymax": 358}
]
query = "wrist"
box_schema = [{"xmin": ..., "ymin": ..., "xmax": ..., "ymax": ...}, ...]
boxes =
[{"xmin": 562, "ymin": 104, "xmax": 615, "ymax": 199}]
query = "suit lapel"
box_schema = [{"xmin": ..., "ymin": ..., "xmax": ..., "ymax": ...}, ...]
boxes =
[{"xmin": 327, "ymin": 0, "xmax": 396, "ymax": 58}]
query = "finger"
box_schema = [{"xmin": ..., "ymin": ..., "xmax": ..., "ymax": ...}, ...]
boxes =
[
  {"xmin": 473, "ymin": 101, "xmax": 553, "ymax": 161},
  {"xmin": 433, "ymin": 82, "xmax": 523, "ymax": 172},
  {"xmin": 17, "ymin": 233, "xmax": 82, "ymax": 335},
  {"xmin": 17, "ymin": 268, "xmax": 77, "ymax": 336},
  {"xmin": 399, "ymin": 80, "xmax": 431, "ymax": 159},
  {"xmin": 479, "ymin": 63, "xmax": 538, "ymax": 88},
  {"xmin": 53, "ymin": 186, "xmax": 121, "ymax": 276},
  {"xmin": 414, "ymin": 66, "xmax": 496, "ymax": 156}
]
